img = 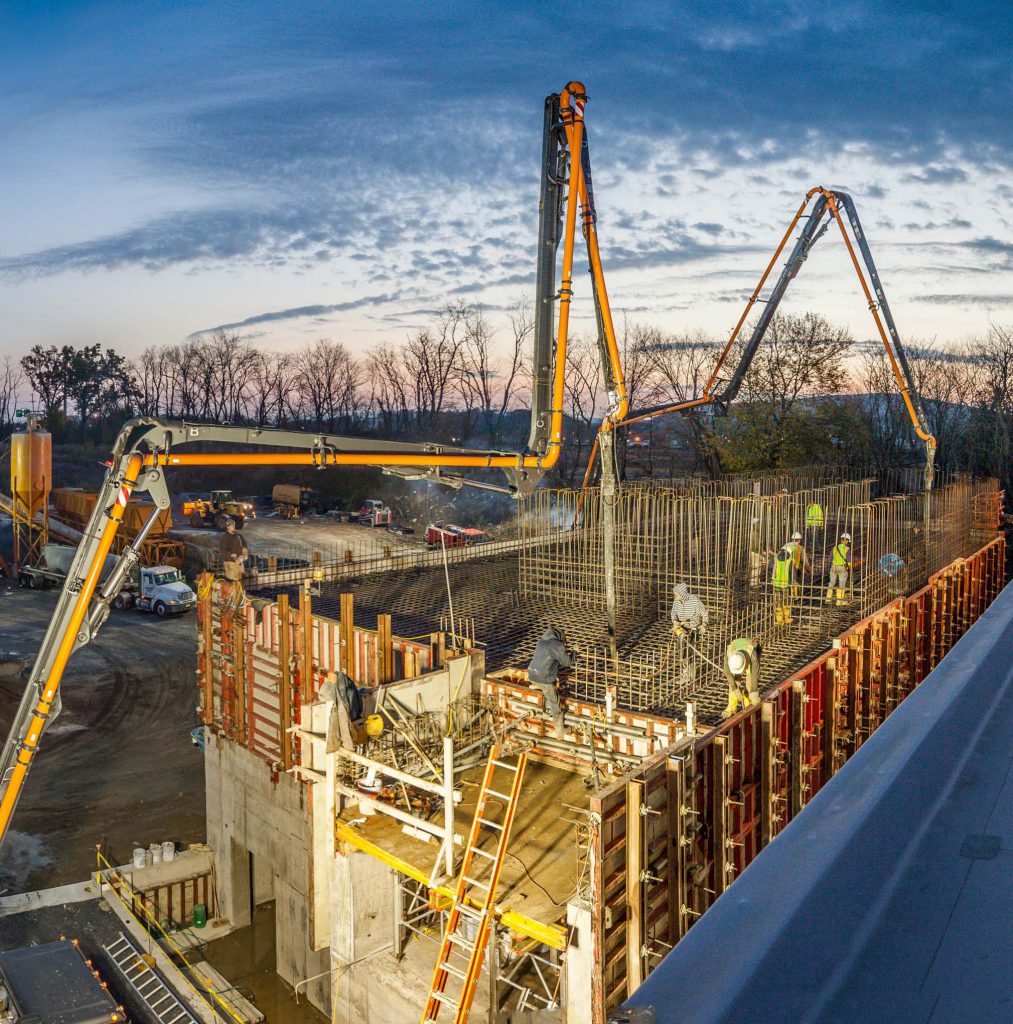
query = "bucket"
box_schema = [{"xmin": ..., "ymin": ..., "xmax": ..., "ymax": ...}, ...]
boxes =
[
  {"xmin": 162, "ymin": 841, "xmax": 176, "ymax": 863},
  {"xmin": 193, "ymin": 903, "xmax": 207, "ymax": 928},
  {"xmin": 132, "ymin": 847, "xmax": 146, "ymax": 869},
  {"xmin": 149, "ymin": 843, "xmax": 162, "ymax": 866}
]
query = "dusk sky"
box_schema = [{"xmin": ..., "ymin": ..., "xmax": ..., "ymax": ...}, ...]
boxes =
[{"xmin": 1, "ymin": 1, "xmax": 1010, "ymax": 361}]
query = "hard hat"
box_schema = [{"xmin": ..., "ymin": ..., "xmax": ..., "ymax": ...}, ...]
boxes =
[
  {"xmin": 791, "ymin": 531, "xmax": 802, "ymax": 541},
  {"xmin": 840, "ymin": 532, "xmax": 852, "ymax": 541},
  {"xmin": 727, "ymin": 649, "xmax": 747, "ymax": 676}
]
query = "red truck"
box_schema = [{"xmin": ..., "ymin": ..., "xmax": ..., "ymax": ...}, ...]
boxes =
[{"xmin": 425, "ymin": 522, "xmax": 494, "ymax": 549}]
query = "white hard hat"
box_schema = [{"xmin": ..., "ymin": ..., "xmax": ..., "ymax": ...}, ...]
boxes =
[
  {"xmin": 727, "ymin": 650, "xmax": 747, "ymax": 676},
  {"xmin": 791, "ymin": 531, "xmax": 802, "ymax": 541},
  {"xmin": 841, "ymin": 532, "xmax": 852, "ymax": 541}
]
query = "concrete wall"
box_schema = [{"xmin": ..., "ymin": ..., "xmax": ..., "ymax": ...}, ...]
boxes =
[{"xmin": 204, "ymin": 733, "xmax": 331, "ymax": 1015}]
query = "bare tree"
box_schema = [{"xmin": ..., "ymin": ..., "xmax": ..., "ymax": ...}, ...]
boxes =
[{"xmin": 0, "ymin": 356, "xmax": 23, "ymax": 431}]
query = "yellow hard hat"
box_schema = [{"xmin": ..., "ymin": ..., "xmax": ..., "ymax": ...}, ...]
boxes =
[{"xmin": 364, "ymin": 714, "xmax": 384, "ymax": 738}]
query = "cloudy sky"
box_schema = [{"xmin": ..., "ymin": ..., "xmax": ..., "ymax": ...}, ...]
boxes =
[{"xmin": 0, "ymin": 1, "xmax": 1010, "ymax": 362}]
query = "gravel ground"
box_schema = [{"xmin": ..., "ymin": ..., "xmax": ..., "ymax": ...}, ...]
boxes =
[{"xmin": 0, "ymin": 587, "xmax": 203, "ymax": 893}]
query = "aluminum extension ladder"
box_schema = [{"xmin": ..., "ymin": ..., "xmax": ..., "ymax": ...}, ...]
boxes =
[
  {"xmin": 103, "ymin": 932, "xmax": 200, "ymax": 1024},
  {"xmin": 421, "ymin": 744, "xmax": 528, "ymax": 1024}
]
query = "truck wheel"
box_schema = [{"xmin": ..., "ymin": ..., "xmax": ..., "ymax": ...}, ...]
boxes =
[
  {"xmin": 113, "ymin": 592, "xmax": 130, "ymax": 611},
  {"xmin": 154, "ymin": 601, "xmax": 167, "ymax": 618},
  {"xmin": 190, "ymin": 512, "xmax": 202, "ymax": 528},
  {"xmin": 27, "ymin": 574, "xmax": 39, "ymax": 590}
]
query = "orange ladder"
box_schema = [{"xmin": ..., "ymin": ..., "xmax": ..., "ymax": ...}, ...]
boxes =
[{"xmin": 420, "ymin": 744, "xmax": 528, "ymax": 1024}]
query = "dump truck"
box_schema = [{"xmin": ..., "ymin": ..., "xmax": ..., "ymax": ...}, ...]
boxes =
[
  {"xmin": 182, "ymin": 489, "xmax": 256, "ymax": 529},
  {"xmin": 350, "ymin": 499, "xmax": 392, "ymax": 527},
  {"xmin": 425, "ymin": 522, "xmax": 494, "ymax": 549},
  {"xmin": 272, "ymin": 483, "xmax": 326, "ymax": 518},
  {"xmin": 18, "ymin": 543, "xmax": 196, "ymax": 616}
]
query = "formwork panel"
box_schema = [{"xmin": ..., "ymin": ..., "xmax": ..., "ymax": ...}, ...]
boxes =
[{"xmin": 588, "ymin": 535, "xmax": 1006, "ymax": 1023}]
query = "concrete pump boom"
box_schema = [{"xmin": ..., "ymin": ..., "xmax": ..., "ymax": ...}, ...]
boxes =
[
  {"xmin": 0, "ymin": 80, "xmax": 630, "ymax": 854},
  {"xmin": 583, "ymin": 186, "xmax": 937, "ymax": 492}
]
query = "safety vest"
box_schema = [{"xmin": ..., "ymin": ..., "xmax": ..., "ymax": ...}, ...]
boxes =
[
  {"xmin": 806, "ymin": 503, "xmax": 824, "ymax": 527},
  {"xmin": 772, "ymin": 547, "xmax": 793, "ymax": 588},
  {"xmin": 832, "ymin": 543, "xmax": 850, "ymax": 567}
]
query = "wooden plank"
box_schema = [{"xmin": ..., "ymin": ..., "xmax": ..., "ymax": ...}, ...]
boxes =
[
  {"xmin": 790, "ymin": 682, "xmax": 804, "ymax": 816},
  {"xmin": 625, "ymin": 780, "xmax": 645, "ymax": 994},
  {"xmin": 300, "ymin": 585, "xmax": 314, "ymax": 704},
  {"xmin": 760, "ymin": 701, "xmax": 774, "ymax": 846},
  {"xmin": 377, "ymin": 613, "xmax": 393, "ymax": 684},
  {"xmin": 234, "ymin": 614, "xmax": 248, "ymax": 745},
  {"xmin": 200, "ymin": 575, "xmax": 214, "ymax": 726},
  {"xmin": 666, "ymin": 757, "xmax": 681, "ymax": 943},
  {"xmin": 340, "ymin": 592, "xmax": 355, "ymax": 680},
  {"xmin": 711, "ymin": 736, "xmax": 728, "ymax": 896},
  {"xmin": 278, "ymin": 594, "xmax": 292, "ymax": 770},
  {"xmin": 822, "ymin": 654, "xmax": 838, "ymax": 782}
]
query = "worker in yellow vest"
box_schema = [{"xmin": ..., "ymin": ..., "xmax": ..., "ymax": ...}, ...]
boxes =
[
  {"xmin": 825, "ymin": 532, "xmax": 852, "ymax": 606},
  {"xmin": 805, "ymin": 502, "xmax": 824, "ymax": 529},
  {"xmin": 772, "ymin": 532, "xmax": 809, "ymax": 624}
]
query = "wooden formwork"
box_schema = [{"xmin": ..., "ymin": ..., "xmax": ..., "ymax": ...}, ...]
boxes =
[
  {"xmin": 197, "ymin": 583, "xmax": 450, "ymax": 771},
  {"xmin": 589, "ymin": 535, "xmax": 1006, "ymax": 1022}
]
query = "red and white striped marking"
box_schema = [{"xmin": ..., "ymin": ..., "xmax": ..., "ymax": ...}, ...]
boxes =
[
  {"xmin": 115, "ymin": 484, "xmax": 130, "ymax": 508},
  {"xmin": 574, "ymin": 99, "xmax": 585, "ymax": 118}
]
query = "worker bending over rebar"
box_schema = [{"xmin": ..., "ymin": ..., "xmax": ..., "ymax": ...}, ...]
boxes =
[
  {"xmin": 723, "ymin": 637, "xmax": 761, "ymax": 719},
  {"xmin": 526, "ymin": 626, "xmax": 574, "ymax": 739}
]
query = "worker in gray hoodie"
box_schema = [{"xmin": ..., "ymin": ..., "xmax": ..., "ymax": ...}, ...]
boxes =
[
  {"xmin": 671, "ymin": 582, "xmax": 708, "ymax": 638},
  {"xmin": 526, "ymin": 626, "xmax": 574, "ymax": 738}
]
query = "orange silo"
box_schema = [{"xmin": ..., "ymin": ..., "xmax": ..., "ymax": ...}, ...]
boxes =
[{"xmin": 9, "ymin": 426, "xmax": 51, "ymax": 567}]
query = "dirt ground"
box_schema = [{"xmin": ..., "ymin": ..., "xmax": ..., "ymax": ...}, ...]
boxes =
[
  {"xmin": 173, "ymin": 511, "xmax": 424, "ymax": 564},
  {"xmin": 0, "ymin": 586, "xmax": 204, "ymax": 893}
]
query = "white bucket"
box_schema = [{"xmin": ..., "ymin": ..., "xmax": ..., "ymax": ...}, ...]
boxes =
[
  {"xmin": 149, "ymin": 843, "xmax": 163, "ymax": 866},
  {"xmin": 162, "ymin": 841, "xmax": 176, "ymax": 863},
  {"xmin": 132, "ymin": 847, "xmax": 146, "ymax": 869}
]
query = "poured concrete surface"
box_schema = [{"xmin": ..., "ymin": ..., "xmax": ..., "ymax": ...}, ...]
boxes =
[
  {"xmin": 339, "ymin": 758, "xmax": 588, "ymax": 929},
  {"xmin": 0, "ymin": 588, "xmax": 204, "ymax": 892}
]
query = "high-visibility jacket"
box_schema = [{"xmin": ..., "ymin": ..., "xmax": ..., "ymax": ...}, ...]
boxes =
[
  {"xmin": 832, "ymin": 542, "xmax": 851, "ymax": 567},
  {"xmin": 806, "ymin": 503, "xmax": 824, "ymax": 527},
  {"xmin": 772, "ymin": 547, "xmax": 794, "ymax": 589}
]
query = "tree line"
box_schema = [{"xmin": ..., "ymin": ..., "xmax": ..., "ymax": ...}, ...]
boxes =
[{"xmin": 7, "ymin": 303, "xmax": 1013, "ymax": 493}]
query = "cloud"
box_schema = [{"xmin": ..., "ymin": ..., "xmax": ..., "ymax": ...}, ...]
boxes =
[
  {"xmin": 903, "ymin": 165, "xmax": 969, "ymax": 185},
  {"xmin": 0, "ymin": 206, "xmax": 362, "ymax": 278},
  {"xmin": 190, "ymin": 292, "xmax": 401, "ymax": 335},
  {"xmin": 920, "ymin": 293, "xmax": 1013, "ymax": 306}
]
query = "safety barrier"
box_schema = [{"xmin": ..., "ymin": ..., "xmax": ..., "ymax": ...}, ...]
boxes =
[{"xmin": 588, "ymin": 534, "xmax": 1006, "ymax": 1021}]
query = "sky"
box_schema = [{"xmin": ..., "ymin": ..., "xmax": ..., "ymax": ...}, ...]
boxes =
[{"xmin": 0, "ymin": 0, "xmax": 1010, "ymax": 364}]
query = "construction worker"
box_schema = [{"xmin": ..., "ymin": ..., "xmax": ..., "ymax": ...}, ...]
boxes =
[
  {"xmin": 787, "ymin": 530, "xmax": 811, "ymax": 575},
  {"xmin": 722, "ymin": 637, "xmax": 761, "ymax": 718},
  {"xmin": 219, "ymin": 518, "xmax": 249, "ymax": 582},
  {"xmin": 526, "ymin": 626, "xmax": 574, "ymax": 738},
  {"xmin": 671, "ymin": 582, "xmax": 708, "ymax": 638},
  {"xmin": 825, "ymin": 532, "xmax": 852, "ymax": 606},
  {"xmin": 805, "ymin": 502, "xmax": 825, "ymax": 529},
  {"xmin": 772, "ymin": 531, "xmax": 808, "ymax": 625}
]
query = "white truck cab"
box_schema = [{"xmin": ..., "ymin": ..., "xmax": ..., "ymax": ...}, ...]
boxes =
[{"xmin": 116, "ymin": 566, "xmax": 197, "ymax": 616}]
